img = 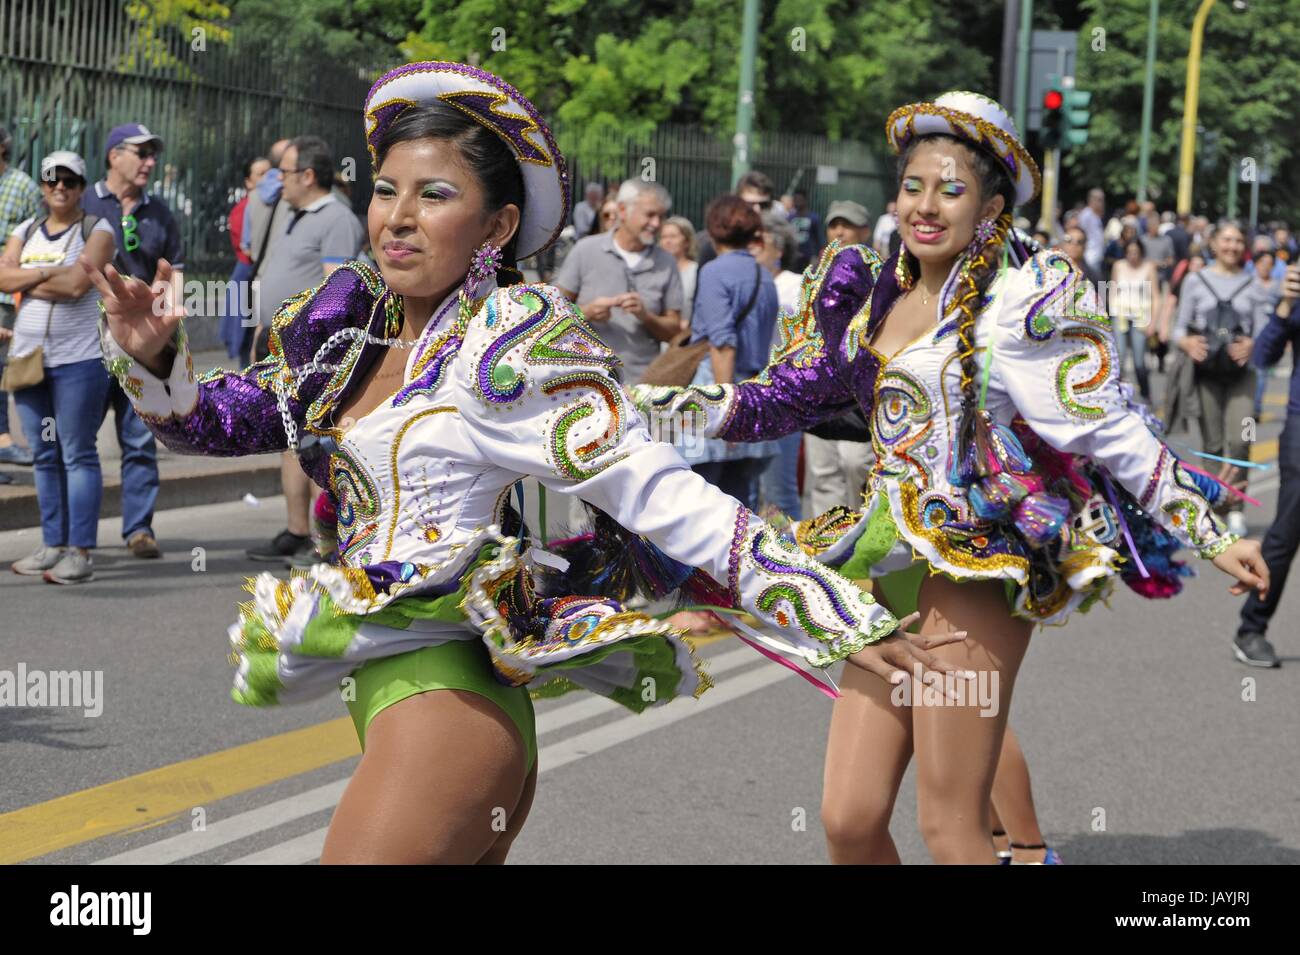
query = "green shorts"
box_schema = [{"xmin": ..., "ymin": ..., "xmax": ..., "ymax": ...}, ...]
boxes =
[
  {"xmin": 346, "ymin": 640, "xmax": 537, "ymax": 773},
  {"xmin": 874, "ymin": 561, "xmax": 1017, "ymax": 632}
]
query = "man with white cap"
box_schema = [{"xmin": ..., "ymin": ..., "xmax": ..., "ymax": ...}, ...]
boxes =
[
  {"xmin": 802, "ymin": 198, "xmax": 875, "ymax": 517},
  {"xmin": 0, "ymin": 123, "xmax": 42, "ymax": 473},
  {"xmin": 81, "ymin": 122, "xmax": 182, "ymax": 560}
]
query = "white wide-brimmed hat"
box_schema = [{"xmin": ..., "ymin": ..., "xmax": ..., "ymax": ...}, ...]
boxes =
[
  {"xmin": 886, "ymin": 91, "xmax": 1040, "ymax": 206},
  {"xmin": 364, "ymin": 62, "xmax": 570, "ymax": 261}
]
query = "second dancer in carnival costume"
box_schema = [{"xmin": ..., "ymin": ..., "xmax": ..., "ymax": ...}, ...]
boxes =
[
  {"xmin": 87, "ymin": 63, "xmax": 965, "ymax": 864},
  {"xmin": 638, "ymin": 92, "xmax": 1269, "ymax": 864}
]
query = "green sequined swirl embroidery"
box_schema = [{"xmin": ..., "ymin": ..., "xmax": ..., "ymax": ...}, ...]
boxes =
[
  {"xmin": 757, "ymin": 584, "xmax": 837, "ymax": 641},
  {"xmin": 1054, "ymin": 327, "xmax": 1110, "ymax": 420},
  {"xmin": 1162, "ymin": 498, "xmax": 1209, "ymax": 549},
  {"xmin": 527, "ymin": 310, "xmax": 614, "ymax": 368},
  {"xmin": 543, "ymin": 371, "xmax": 629, "ymax": 481}
]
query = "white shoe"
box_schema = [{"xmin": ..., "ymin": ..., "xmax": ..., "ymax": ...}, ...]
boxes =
[
  {"xmin": 43, "ymin": 548, "xmax": 94, "ymax": 584},
  {"xmin": 1226, "ymin": 512, "xmax": 1248, "ymax": 537},
  {"xmin": 12, "ymin": 545, "xmax": 65, "ymax": 575}
]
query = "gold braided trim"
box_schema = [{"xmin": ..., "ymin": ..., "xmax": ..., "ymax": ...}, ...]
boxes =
[
  {"xmin": 885, "ymin": 101, "xmax": 1042, "ymax": 200},
  {"xmin": 952, "ymin": 213, "xmax": 1013, "ymax": 399},
  {"xmin": 896, "ymin": 480, "xmax": 1030, "ymax": 580}
]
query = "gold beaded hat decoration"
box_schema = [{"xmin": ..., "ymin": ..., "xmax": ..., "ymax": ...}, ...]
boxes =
[
  {"xmin": 886, "ymin": 91, "xmax": 1041, "ymax": 206},
  {"xmin": 364, "ymin": 62, "xmax": 571, "ymax": 261}
]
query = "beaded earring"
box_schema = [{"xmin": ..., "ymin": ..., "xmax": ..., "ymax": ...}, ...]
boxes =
[
  {"xmin": 968, "ymin": 218, "xmax": 997, "ymax": 255},
  {"xmin": 382, "ymin": 289, "xmax": 404, "ymax": 338},
  {"xmin": 467, "ymin": 241, "xmax": 503, "ymax": 296},
  {"xmin": 895, "ymin": 248, "xmax": 916, "ymax": 290}
]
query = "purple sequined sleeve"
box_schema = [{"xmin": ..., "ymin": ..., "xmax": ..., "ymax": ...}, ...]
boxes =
[
  {"xmin": 100, "ymin": 263, "xmax": 382, "ymax": 459},
  {"xmin": 716, "ymin": 244, "xmax": 876, "ymax": 442},
  {"xmin": 633, "ymin": 244, "xmax": 877, "ymax": 444}
]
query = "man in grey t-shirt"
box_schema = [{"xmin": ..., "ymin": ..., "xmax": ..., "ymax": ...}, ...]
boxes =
[
  {"xmin": 253, "ymin": 137, "xmax": 364, "ymax": 330},
  {"xmin": 1140, "ymin": 213, "xmax": 1174, "ymax": 283},
  {"xmin": 247, "ymin": 135, "xmax": 364, "ymax": 568},
  {"xmin": 553, "ymin": 179, "xmax": 683, "ymax": 384}
]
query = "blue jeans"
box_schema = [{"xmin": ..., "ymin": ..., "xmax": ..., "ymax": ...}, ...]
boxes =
[
  {"xmin": 759, "ymin": 432, "xmax": 803, "ymax": 518},
  {"xmin": 1239, "ymin": 419, "xmax": 1300, "ymax": 637},
  {"xmin": 1112, "ymin": 322, "xmax": 1151, "ymax": 398},
  {"xmin": 14, "ymin": 358, "xmax": 111, "ymax": 548},
  {"xmin": 104, "ymin": 379, "xmax": 159, "ymax": 540},
  {"xmin": 220, "ymin": 260, "xmax": 255, "ymax": 364}
]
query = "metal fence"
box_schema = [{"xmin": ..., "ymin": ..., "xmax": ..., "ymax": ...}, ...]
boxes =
[
  {"xmin": 556, "ymin": 121, "xmax": 892, "ymax": 238},
  {"xmin": 2, "ymin": 0, "xmax": 893, "ymax": 282},
  {"xmin": 0, "ymin": 0, "xmax": 378, "ymax": 278}
]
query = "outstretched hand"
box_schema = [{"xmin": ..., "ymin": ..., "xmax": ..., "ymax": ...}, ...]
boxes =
[
  {"xmin": 81, "ymin": 258, "xmax": 184, "ymax": 373},
  {"xmin": 1212, "ymin": 538, "xmax": 1269, "ymax": 597}
]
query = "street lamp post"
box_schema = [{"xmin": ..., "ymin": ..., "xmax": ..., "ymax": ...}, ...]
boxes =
[
  {"xmin": 1014, "ymin": 0, "xmax": 1034, "ymax": 136},
  {"xmin": 730, "ymin": 0, "xmax": 759, "ymax": 187},
  {"xmin": 1177, "ymin": 0, "xmax": 1217, "ymax": 215},
  {"xmin": 1136, "ymin": 0, "xmax": 1158, "ymax": 204}
]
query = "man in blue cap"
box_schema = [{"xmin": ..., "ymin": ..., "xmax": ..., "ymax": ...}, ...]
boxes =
[{"xmin": 81, "ymin": 122, "xmax": 184, "ymax": 559}]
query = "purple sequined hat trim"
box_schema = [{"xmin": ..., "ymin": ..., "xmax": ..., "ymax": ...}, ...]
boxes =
[{"xmin": 365, "ymin": 61, "xmax": 571, "ymax": 259}]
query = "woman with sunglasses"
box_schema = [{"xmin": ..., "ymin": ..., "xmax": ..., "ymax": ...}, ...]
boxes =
[
  {"xmin": 1, "ymin": 151, "xmax": 116, "ymax": 583},
  {"xmin": 88, "ymin": 62, "xmax": 963, "ymax": 864}
]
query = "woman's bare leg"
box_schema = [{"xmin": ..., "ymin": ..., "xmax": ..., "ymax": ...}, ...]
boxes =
[
  {"xmin": 822, "ymin": 590, "xmax": 915, "ymax": 864},
  {"xmin": 991, "ymin": 724, "xmax": 1048, "ymax": 863},
  {"xmin": 478, "ymin": 763, "xmax": 538, "ymax": 865},
  {"xmin": 911, "ymin": 575, "xmax": 1031, "ymax": 865},
  {"xmin": 321, "ymin": 689, "xmax": 530, "ymax": 864}
]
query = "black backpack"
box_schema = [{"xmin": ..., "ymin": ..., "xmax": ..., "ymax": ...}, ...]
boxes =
[
  {"xmin": 21, "ymin": 212, "xmax": 101, "ymax": 249},
  {"xmin": 1192, "ymin": 272, "xmax": 1254, "ymax": 380}
]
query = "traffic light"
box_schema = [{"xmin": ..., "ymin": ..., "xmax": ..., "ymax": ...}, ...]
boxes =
[
  {"xmin": 1062, "ymin": 87, "xmax": 1091, "ymax": 148},
  {"xmin": 1041, "ymin": 81, "xmax": 1065, "ymax": 150}
]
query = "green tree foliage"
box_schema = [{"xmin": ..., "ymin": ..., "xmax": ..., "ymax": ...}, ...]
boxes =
[
  {"xmin": 225, "ymin": 0, "xmax": 418, "ymax": 64},
  {"xmin": 124, "ymin": 0, "xmax": 232, "ymax": 72},
  {"xmin": 1072, "ymin": 0, "xmax": 1300, "ymax": 221},
  {"xmin": 215, "ymin": 0, "xmax": 1300, "ymax": 222}
]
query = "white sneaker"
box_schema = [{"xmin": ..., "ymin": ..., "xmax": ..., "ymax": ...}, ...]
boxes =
[
  {"xmin": 12, "ymin": 545, "xmax": 65, "ymax": 576},
  {"xmin": 43, "ymin": 549, "xmax": 94, "ymax": 584},
  {"xmin": 1226, "ymin": 511, "xmax": 1248, "ymax": 537}
]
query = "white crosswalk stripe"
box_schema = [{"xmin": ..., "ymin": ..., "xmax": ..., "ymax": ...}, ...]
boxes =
[
  {"xmin": 92, "ymin": 643, "xmax": 785, "ymax": 864},
  {"xmin": 220, "ymin": 659, "xmax": 795, "ymax": 864}
]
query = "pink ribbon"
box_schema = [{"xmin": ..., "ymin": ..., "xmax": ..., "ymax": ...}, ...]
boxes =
[
  {"xmin": 1179, "ymin": 461, "xmax": 1263, "ymax": 508},
  {"xmin": 734, "ymin": 633, "xmax": 840, "ymax": 699}
]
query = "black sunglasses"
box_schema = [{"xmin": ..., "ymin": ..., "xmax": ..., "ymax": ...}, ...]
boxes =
[{"xmin": 43, "ymin": 174, "xmax": 84, "ymax": 190}]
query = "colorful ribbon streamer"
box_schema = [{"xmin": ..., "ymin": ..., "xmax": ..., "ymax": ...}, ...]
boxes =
[
  {"xmin": 1100, "ymin": 472, "xmax": 1150, "ymax": 579},
  {"xmin": 1179, "ymin": 460, "xmax": 1263, "ymax": 508}
]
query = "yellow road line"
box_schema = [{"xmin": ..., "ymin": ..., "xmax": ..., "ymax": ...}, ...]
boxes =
[
  {"xmin": 1252, "ymin": 438, "xmax": 1278, "ymax": 463},
  {"xmin": 0, "ymin": 717, "xmax": 359, "ymax": 864}
]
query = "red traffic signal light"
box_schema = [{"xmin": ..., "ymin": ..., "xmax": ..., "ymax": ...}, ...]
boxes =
[{"xmin": 1043, "ymin": 90, "xmax": 1063, "ymax": 110}]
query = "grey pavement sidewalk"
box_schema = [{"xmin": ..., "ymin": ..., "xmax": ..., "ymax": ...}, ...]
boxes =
[{"xmin": 0, "ymin": 349, "xmax": 283, "ymax": 532}]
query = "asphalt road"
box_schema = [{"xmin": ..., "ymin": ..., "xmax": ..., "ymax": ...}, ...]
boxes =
[{"xmin": 2, "ymin": 470, "xmax": 1296, "ymax": 864}]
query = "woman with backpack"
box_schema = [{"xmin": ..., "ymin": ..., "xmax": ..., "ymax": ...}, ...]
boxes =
[
  {"xmin": 0, "ymin": 150, "xmax": 116, "ymax": 583},
  {"xmin": 1172, "ymin": 221, "xmax": 1274, "ymax": 538}
]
